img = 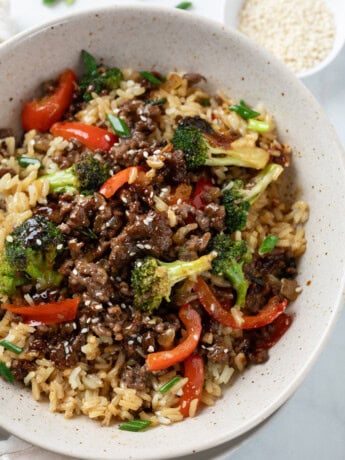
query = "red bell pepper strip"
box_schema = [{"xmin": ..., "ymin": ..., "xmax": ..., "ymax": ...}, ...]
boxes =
[
  {"xmin": 2, "ymin": 298, "xmax": 79, "ymax": 325},
  {"xmin": 146, "ymin": 304, "xmax": 202, "ymax": 372},
  {"xmin": 21, "ymin": 69, "xmax": 76, "ymax": 132},
  {"xmin": 194, "ymin": 276, "xmax": 288, "ymax": 329},
  {"xmin": 255, "ymin": 313, "xmax": 293, "ymax": 349},
  {"xmin": 192, "ymin": 178, "xmax": 213, "ymax": 210},
  {"xmin": 99, "ymin": 166, "xmax": 143, "ymax": 199},
  {"xmin": 50, "ymin": 121, "xmax": 117, "ymax": 152},
  {"xmin": 179, "ymin": 354, "xmax": 204, "ymax": 417}
]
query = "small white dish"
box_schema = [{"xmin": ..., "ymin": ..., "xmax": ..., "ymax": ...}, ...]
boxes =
[{"xmin": 223, "ymin": 0, "xmax": 345, "ymax": 79}]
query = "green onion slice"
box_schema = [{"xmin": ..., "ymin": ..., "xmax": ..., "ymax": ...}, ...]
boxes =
[
  {"xmin": 17, "ymin": 157, "xmax": 42, "ymax": 169},
  {"xmin": 81, "ymin": 49, "xmax": 98, "ymax": 75},
  {"xmin": 229, "ymin": 100, "xmax": 260, "ymax": 120},
  {"xmin": 159, "ymin": 376, "xmax": 182, "ymax": 394},
  {"xmin": 0, "ymin": 361, "xmax": 14, "ymax": 384},
  {"xmin": 176, "ymin": 2, "xmax": 193, "ymax": 9},
  {"xmin": 259, "ymin": 235, "xmax": 279, "ymax": 255},
  {"xmin": 0, "ymin": 340, "xmax": 23, "ymax": 355},
  {"xmin": 118, "ymin": 419, "xmax": 152, "ymax": 432},
  {"xmin": 107, "ymin": 114, "xmax": 131, "ymax": 138},
  {"xmin": 247, "ymin": 119, "xmax": 270, "ymax": 133},
  {"xmin": 139, "ymin": 71, "xmax": 163, "ymax": 85}
]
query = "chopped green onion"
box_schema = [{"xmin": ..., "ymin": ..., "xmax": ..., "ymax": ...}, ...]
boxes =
[
  {"xmin": 43, "ymin": 0, "xmax": 75, "ymax": 5},
  {"xmin": 17, "ymin": 157, "xmax": 42, "ymax": 169},
  {"xmin": 144, "ymin": 98, "xmax": 167, "ymax": 107},
  {"xmin": 200, "ymin": 98, "xmax": 211, "ymax": 107},
  {"xmin": 159, "ymin": 376, "xmax": 181, "ymax": 394},
  {"xmin": 81, "ymin": 49, "xmax": 98, "ymax": 75},
  {"xmin": 139, "ymin": 71, "xmax": 163, "ymax": 85},
  {"xmin": 107, "ymin": 114, "xmax": 131, "ymax": 138},
  {"xmin": 229, "ymin": 100, "xmax": 260, "ymax": 120},
  {"xmin": 176, "ymin": 2, "xmax": 193, "ymax": 9},
  {"xmin": 259, "ymin": 235, "xmax": 279, "ymax": 255},
  {"xmin": 118, "ymin": 419, "xmax": 152, "ymax": 432},
  {"xmin": 0, "ymin": 361, "xmax": 14, "ymax": 384},
  {"xmin": 247, "ymin": 119, "xmax": 270, "ymax": 133},
  {"xmin": 0, "ymin": 340, "xmax": 23, "ymax": 355}
]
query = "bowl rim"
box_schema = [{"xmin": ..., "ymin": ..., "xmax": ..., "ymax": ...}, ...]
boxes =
[{"xmin": 1, "ymin": 4, "xmax": 345, "ymax": 459}]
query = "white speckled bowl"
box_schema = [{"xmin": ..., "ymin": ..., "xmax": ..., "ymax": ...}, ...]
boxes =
[{"xmin": 0, "ymin": 5, "xmax": 345, "ymax": 460}]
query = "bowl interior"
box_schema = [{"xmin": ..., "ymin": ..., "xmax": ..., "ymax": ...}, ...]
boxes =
[{"xmin": 0, "ymin": 6, "xmax": 345, "ymax": 460}]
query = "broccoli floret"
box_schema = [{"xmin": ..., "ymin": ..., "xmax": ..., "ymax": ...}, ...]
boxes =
[
  {"xmin": 172, "ymin": 116, "xmax": 269, "ymax": 170},
  {"xmin": 222, "ymin": 163, "xmax": 284, "ymax": 234},
  {"xmin": 131, "ymin": 253, "xmax": 215, "ymax": 313},
  {"xmin": 43, "ymin": 153, "xmax": 110, "ymax": 194},
  {"xmin": 210, "ymin": 234, "xmax": 251, "ymax": 308},
  {"xmin": 79, "ymin": 50, "xmax": 123, "ymax": 101},
  {"xmin": 0, "ymin": 215, "xmax": 64, "ymax": 294},
  {"xmin": 0, "ymin": 259, "xmax": 26, "ymax": 296}
]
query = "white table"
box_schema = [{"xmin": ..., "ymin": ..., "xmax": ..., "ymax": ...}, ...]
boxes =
[{"xmin": 1, "ymin": 1, "xmax": 344, "ymax": 459}]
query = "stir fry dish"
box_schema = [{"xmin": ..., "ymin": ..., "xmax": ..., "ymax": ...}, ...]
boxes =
[{"xmin": 0, "ymin": 51, "xmax": 308, "ymax": 429}]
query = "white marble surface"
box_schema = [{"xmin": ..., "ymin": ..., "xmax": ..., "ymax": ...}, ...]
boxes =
[{"xmin": 0, "ymin": 1, "xmax": 344, "ymax": 459}]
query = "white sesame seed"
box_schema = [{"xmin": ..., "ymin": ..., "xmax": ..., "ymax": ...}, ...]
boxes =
[
  {"xmin": 5, "ymin": 235, "xmax": 13, "ymax": 243},
  {"xmin": 147, "ymin": 345, "xmax": 155, "ymax": 353}
]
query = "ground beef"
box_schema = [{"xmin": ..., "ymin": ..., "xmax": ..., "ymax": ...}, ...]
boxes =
[
  {"xmin": 162, "ymin": 149, "xmax": 188, "ymax": 184},
  {"xmin": 244, "ymin": 249, "xmax": 297, "ymax": 313},
  {"xmin": 11, "ymin": 359, "xmax": 36, "ymax": 381},
  {"xmin": 120, "ymin": 363, "xmax": 150, "ymax": 391},
  {"xmin": 109, "ymin": 211, "xmax": 173, "ymax": 273},
  {"xmin": 183, "ymin": 73, "xmax": 206, "ymax": 86},
  {"xmin": 68, "ymin": 259, "xmax": 115, "ymax": 303}
]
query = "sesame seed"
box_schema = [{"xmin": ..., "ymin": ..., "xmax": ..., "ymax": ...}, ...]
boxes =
[
  {"xmin": 81, "ymin": 328, "xmax": 89, "ymax": 334},
  {"xmin": 147, "ymin": 345, "xmax": 155, "ymax": 353},
  {"xmin": 5, "ymin": 235, "xmax": 13, "ymax": 243},
  {"xmin": 36, "ymin": 239, "xmax": 42, "ymax": 246},
  {"xmin": 56, "ymin": 244, "xmax": 63, "ymax": 250}
]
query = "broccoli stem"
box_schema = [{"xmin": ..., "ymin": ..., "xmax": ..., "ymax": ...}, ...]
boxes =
[
  {"xmin": 242, "ymin": 163, "xmax": 284, "ymax": 205},
  {"xmin": 160, "ymin": 253, "xmax": 215, "ymax": 289},
  {"xmin": 44, "ymin": 167, "xmax": 78, "ymax": 194},
  {"xmin": 223, "ymin": 263, "xmax": 248, "ymax": 307},
  {"xmin": 205, "ymin": 146, "xmax": 269, "ymax": 169}
]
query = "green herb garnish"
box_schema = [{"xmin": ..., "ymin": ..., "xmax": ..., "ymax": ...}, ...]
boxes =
[
  {"xmin": 259, "ymin": 235, "xmax": 279, "ymax": 255},
  {"xmin": 0, "ymin": 361, "xmax": 14, "ymax": 383},
  {"xmin": 159, "ymin": 376, "xmax": 182, "ymax": 394},
  {"xmin": 176, "ymin": 2, "xmax": 193, "ymax": 9},
  {"xmin": 247, "ymin": 119, "xmax": 270, "ymax": 133},
  {"xmin": 17, "ymin": 157, "xmax": 42, "ymax": 169},
  {"xmin": 107, "ymin": 114, "xmax": 131, "ymax": 138},
  {"xmin": 139, "ymin": 71, "xmax": 163, "ymax": 85},
  {"xmin": 0, "ymin": 340, "xmax": 23, "ymax": 355},
  {"xmin": 229, "ymin": 100, "xmax": 260, "ymax": 120},
  {"xmin": 118, "ymin": 420, "xmax": 152, "ymax": 432}
]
